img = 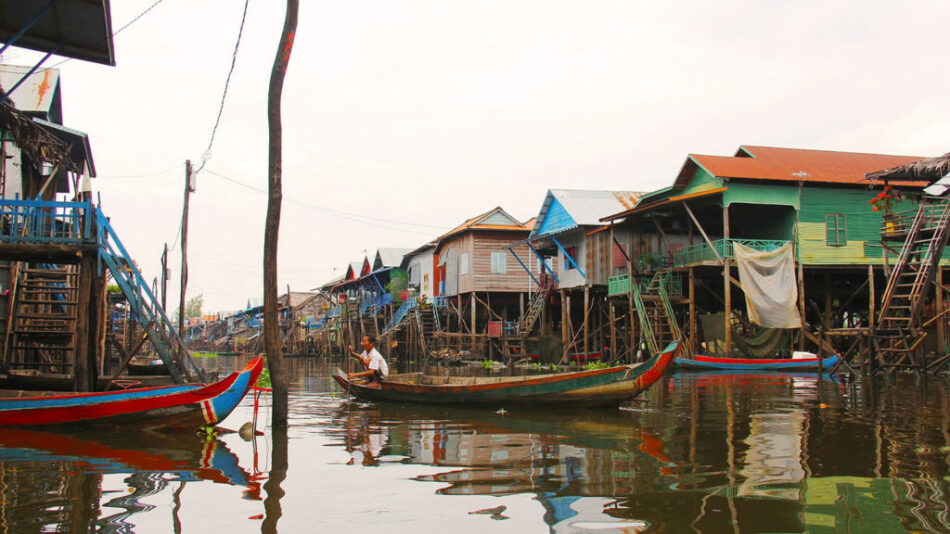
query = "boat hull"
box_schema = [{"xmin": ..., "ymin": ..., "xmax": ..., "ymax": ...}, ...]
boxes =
[
  {"xmin": 333, "ymin": 341, "xmax": 679, "ymax": 407},
  {"xmin": 0, "ymin": 357, "xmax": 263, "ymax": 429},
  {"xmin": 676, "ymin": 354, "xmax": 839, "ymax": 371}
]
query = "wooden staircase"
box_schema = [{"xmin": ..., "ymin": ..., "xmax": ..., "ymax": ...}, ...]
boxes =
[
  {"xmin": 518, "ymin": 273, "xmax": 556, "ymax": 336},
  {"xmin": 872, "ymin": 197, "xmax": 950, "ymax": 372},
  {"xmin": 633, "ymin": 270, "xmax": 682, "ymax": 356},
  {"xmin": 5, "ymin": 264, "xmax": 79, "ymax": 376}
]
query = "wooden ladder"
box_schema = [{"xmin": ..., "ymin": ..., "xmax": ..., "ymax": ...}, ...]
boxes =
[
  {"xmin": 6, "ymin": 264, "xmax": 79, "ymax": 376},
  {"xmin": 872, "ymin": 197, "xmax": 950, "ymax": 371},
  {"xmin": 518, "ymin": 273, "xmax": 557, "ymax": 335}
]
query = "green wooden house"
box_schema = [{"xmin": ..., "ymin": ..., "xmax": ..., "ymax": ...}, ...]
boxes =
[{"xmin": 603, "ymin": 145, "xmax": 923, "ymax": 358}]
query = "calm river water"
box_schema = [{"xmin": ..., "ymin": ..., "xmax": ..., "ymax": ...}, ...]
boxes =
[{"xmin": 2, "ymin": 355, "xmax": 949, "ymax": 533}]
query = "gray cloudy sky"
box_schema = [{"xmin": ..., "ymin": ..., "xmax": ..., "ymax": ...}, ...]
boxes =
[{"xmin": 7, "ymin": 0, "xmax": 950, "ymax": 313}]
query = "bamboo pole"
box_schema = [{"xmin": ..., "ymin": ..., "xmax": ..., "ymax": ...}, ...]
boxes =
[{"xmin": 723, "ymin": 205, "xmax": 731, "ymax": 356}]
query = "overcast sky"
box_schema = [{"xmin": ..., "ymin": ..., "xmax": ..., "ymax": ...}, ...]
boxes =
[{"xmin": 6, "ymin": 0, "xmax": 950, "ymax": 314}]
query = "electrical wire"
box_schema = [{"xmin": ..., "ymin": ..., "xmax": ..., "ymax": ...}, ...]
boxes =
[
  {"xmin": 204, "ymin": 168, "xmax": 451, "ymax": 235},
  {"xmin": 44, "ymin": 0, "xmax": 169, "ymax": 70},
  {"xmin": 193, "ymin": 0, "xmax": 251, "ymax": 175}
]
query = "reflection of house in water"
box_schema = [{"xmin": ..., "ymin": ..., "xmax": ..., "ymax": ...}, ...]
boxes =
[{"xmin": 738, "ymin": 409, "xmax": 806, "ymax": 500}]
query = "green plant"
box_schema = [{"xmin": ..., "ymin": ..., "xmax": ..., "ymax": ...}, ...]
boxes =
[
  {"xmin": 256, "ymin": 366, "xmax": 271, "ymax": 388},
  {"xmin": 481, "ymin": 359, "xmax": 495, "ymax": 370},
  {"xmin": 583, "ymin": 361, "xmax": 609, "ymax": 371}
]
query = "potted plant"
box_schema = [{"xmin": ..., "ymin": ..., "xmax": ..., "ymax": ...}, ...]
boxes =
[{"xmin": 870, "ymin": 185, "xmax": 902, "ymax": 233}]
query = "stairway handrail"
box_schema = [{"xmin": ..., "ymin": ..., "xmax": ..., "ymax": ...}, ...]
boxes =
[{"xmin": 94, "ymin": 207, "xmax": 205, "ymax": 382}]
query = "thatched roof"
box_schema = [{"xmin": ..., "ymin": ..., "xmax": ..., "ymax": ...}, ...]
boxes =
[{"xmin": 866, "ymin": 152, "xmax": 950, "ymax": 183}]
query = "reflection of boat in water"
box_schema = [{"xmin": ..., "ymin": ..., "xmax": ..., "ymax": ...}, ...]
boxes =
[
  {"xmin": 333, "ymin": 341, "xmax": 679, "ymax": 407},
  {"xmin": 0, "ymin": 357, "xmax": 262, "ymax": 429},
  {"xmin": 0, "ymin": 427, "xmax": 251, "ymax": 486},
  {"xmin": 0, "ymin": 427, "xmax": 256, "ymax": 533}
]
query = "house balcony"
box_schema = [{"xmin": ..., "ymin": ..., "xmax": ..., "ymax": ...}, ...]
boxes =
[
  {"xmin": 671, "ymin": 239, "xmax": 789, "ymax": 267},
  {"xmin": 607, "ymin": 272, "xmax": 684, "ymax": 297},
  {"xmin": 0, "ymin": 198, "xmax": 96, "ymax": 245}
]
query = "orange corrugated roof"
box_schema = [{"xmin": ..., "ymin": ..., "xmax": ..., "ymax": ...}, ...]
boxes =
[
  {"xmin": 437, "ymin": 207, "xmax": 529, "ymax": 241},
  {"xmin": 684, "ymin": 145, "xmax": 923, "ymax": 187}
]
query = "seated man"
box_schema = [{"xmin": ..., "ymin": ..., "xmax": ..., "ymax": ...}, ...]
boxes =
[{"xmin": 347, "ymin": 335, "xmax": 390, "ymax": 386}]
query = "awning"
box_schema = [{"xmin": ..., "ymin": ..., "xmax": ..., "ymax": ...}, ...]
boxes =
[
  {"xmin": 0, "ymin": 0, "xmax": 116, "ymax": 66},
  {"xmin": 600, "ymin": 186, "xmax": 728, "ymax": 222}
]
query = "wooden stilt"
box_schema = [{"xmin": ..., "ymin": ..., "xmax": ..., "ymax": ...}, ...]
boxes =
[
  {"xmin": 74, "ymin": 255, "xmax": 94, "ymax": 392},
  {"xmin": 689, "ymin": 266, "xmax": 696, "ymax": 356},
  {"xmin": 583, "ymin": 286, "xmax": 590, "ymax": 359},
  {"xmin": 609, "ymin": 299, "xmax": 616, "ymax": 361},
  {"xmin": 937, "ymin": 267, "xmax": 945, "ymax": 353},
  {"xmin": 723, "ymin": 205, "xmax": 732, "ymax": 356},
  {"xmin": 798, "ymin": 263, "xmax": 806, "ymax": 351},
  {"xmin": 868, "ymin": 264, "xmax": 875, "ymax": 330}
]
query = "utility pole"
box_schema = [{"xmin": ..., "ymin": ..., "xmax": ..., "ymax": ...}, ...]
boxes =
[
  {"xmin": 161, "ymin": 243, "xmax": 169, "ymax": 312},
  {"xmin": 178, "ymin": 160, "xmax": 194, "ymax": 349}
]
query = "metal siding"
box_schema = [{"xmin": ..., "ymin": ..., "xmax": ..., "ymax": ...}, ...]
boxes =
[{"xmin": 537, "ymin": 197, "xmax": 577, "ymax": 236}]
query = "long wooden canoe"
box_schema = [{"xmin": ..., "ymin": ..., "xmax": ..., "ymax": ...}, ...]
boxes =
[
  {"xmin": 0, "ymin": 357, "xmax": 263, "ymax": 430},
  {"xmin": 333, "ymin": 341, "xmax": 679, "ymax": 407},
  {"xmin": 676, "ymin": 353, "xmax": 839, "ymax": 371}
]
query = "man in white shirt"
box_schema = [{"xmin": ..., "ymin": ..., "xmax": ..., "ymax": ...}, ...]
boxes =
[{"xmin": 347, "ymin": 335, "xmax": 389, "ymax": 386}]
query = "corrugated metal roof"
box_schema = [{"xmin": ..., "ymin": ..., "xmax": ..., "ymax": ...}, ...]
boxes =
[
  {"xmin": 437, "ymin": 206, "xmax": 529, "ymax": 241},
  {"xmin": 550, "ymin": 189, "xmax": 642, "ymax": 225},
  {"xmin": 0, "ymin": 65, "xmax": 60, "ymax": 120},
  {"xmin": 0, "ymin": 0, "xmax": 115, "ymax": 66},
  {"xmin": 374, "ymin": 247, "xmax": 411, "ymax": 269},
  {"xmin": 680, "ymin": 146, "xmax": 922, "ymax": 188},
  {"xmin": 530, "ymin": 189, "xmax": 644, "ymax": 238}
]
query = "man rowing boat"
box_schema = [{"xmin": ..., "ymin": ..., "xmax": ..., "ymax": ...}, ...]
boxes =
[{"xmin": 347, "ymin": 335, "xmax": 390, "ymax": 386}]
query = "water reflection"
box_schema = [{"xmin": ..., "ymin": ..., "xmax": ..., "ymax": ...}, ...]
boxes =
[
  {"xmin": 322, "ymin": 369, "xmax": 950, "ymax": 533},
  {"xmin": 0, "ymin": 427, "xmax": 255, "ymax": 533},
  {"xmin": 3, "ymin": 356, "xmax": 949, "ymax": 533}
]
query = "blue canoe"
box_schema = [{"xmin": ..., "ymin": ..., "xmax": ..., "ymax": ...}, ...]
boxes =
[{"xmin": 676, "ymin": 353, "xmax": 839, "ymax": 371}]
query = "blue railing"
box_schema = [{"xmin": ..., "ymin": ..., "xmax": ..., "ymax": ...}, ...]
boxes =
[
  {"xmin": 382, "ymin": 298, "xmax": 416, "ymax": 334},
  {"xmin": 0, "ymin": 198, "xmax": 95, "ymax": 244},
  {"xmin": 95, "ymin": 208, "xmax": 205, "ymax": 382},
  {"xmin": 433, "ymin": 296, "xmax": 449, "ymax": 308}
]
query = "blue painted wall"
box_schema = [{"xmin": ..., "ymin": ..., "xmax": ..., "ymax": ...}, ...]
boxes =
[{"xmin": 536, "ymin": 196, "xmax": 577, "ymax": 236}]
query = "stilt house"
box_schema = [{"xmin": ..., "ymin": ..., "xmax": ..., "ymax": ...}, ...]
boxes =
[{"xmin": 602, "ymin": 145, "xmax": 923, "ymax": 362}]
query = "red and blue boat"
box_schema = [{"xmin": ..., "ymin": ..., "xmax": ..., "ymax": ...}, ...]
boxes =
[
  {"xmin": 675, "ymin": 353, "xmax": 839, "ymax": 371},
  {"xmin": 333, "ymin": 341, "xmax": 679, "ymax": 407},
  {"xmin": 0, "ymin": 357, "xmax": 264, "ymax": 430}
]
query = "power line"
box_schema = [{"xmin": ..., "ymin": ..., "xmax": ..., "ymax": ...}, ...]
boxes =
[
  {"xmin": 193, "ymin": 0, "xmax": 251, "ymax": 175},
  {"xmin": 44, "ymin": 0, "xmax": 168, "ymax": 70},
  {"xmin": 204, "ymin": 168, "xmax": 450, "ymax": 235}
]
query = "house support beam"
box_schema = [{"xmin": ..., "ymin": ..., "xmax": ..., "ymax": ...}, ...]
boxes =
[
  {"xmin": 683, "ymin": 202, "xmax": 724, "ymax": 264},
  {"xmin": 723, "ymin": 204, "xmax": 732, "ymax": 356},
  {"xmin": 551, "ymin": 237, "xmax": 585, "ymax": 278},
  {"xmin": 583, "ymin": 286, "xmax": 590, "ymax": 359}
]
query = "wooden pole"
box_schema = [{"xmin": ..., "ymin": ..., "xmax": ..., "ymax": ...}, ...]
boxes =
[
  {"xmin": 265, "ymin": 0, "xmax": 298, "ymax": 430},
  {"xmin": 471, "ymin": 292, "xmax": 477, "ymax": 351},
  {"xmin": 937, "ymin": 267, "xmax": 945, "ymax": 352},
  {"xmin": 74, "ymin": 255, "xmax": 94, "ymax": 391},
  {"xmin": 723, "ymin": 205, "xmax": 731, "ymax": 356},
  {"xmin": 627, "ymin": 258, "xmax": 636, "ymax": 361},
  {"xmin": 823, "ymin": 271, "xmax": 833, "ymax": 330},
  {"xmin": 609, "ymin": 299, "xmax": 616, "ymax": 360},
  {"xmin": 689, "ymin": 266, "xmax": 696, "ymax": 356},
  {"xmin": 798, "ymin": 262, "xmax": 806, "ymax": 351},
  {"xmin": 178, "ymin": 160, "xmax": 193, "ymax": 350},
  {"xmin": 868, "ymin": 264, "xmax": 875, "ymax": 330},
  {"xmin": 583, "ymin": 286, "xmax": 590, "ymax": 358}
]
